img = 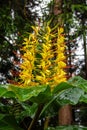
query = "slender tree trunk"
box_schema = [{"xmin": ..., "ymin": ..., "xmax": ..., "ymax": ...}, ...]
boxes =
[
  {"xmin": 53, "ymin": 0, "xmax": 72, "ymax": 125},
  {"xmin": 58, "ymin": 105, "xmax": 72, "ymax": 125}
]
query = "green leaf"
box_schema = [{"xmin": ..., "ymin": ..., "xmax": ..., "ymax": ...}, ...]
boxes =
[
  {"xmin": 68, "ymin": 76, "xmax": 87, "ymax": 92},
  {"xmin": 0, "ymin": 84, "xmax": 9, "ymax": 97},
  {"xmin": 0, "ymin": 114, "xmax": 5, "ymax": 120},
  {"xmin": 3, "ymin": 91, "xmax": 16, "ymax": 98},
  {"xmin": 56, "ymin": 87, "xmax": 84, "ymax": 105},
  {"xmin": 30, "ymin": 85, "xmax": 51, "ymax": 103},
  {"xmin": 40, "ymin": 82, "xmax": 82, "ymax": 116},
  {"xmin": 21, "ymin": 103, "xmax": 38, "ymax": 118},
  {"xmin": 0, "ymin": 115, "xmax": 23, "ymax": 130},
  {"xmin": 46, "ymin": 125, "xmax": 87, "ymax": 130},
  {"xmin": 0, "ymin": 84, "xmax": 51, "ymax": 103},
  {"xmin": 42, "ymin": 86, "xmax": 84, "ymax": 115},
  {"xmin": 53, "ymin": 82, "xmax": 74, "ymax": 94},
  {"xmin": 80, "ymin": 94, "xmax": 87, "ymax": 103},
  {"xmin": 7, "ymin": 84, "xmax": 50, "ymax": 102}
]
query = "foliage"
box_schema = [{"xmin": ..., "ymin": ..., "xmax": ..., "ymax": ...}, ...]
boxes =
[
  {"xmin": 0, "ymin": 115, "xmax": 23, "ymax": 130},
  {"xmin": 0, "ymin": 76, "xmax": 87, "ymax": 129},
  {"xmin": 46, "ymin": 125, "xmax": 87, "ymax": 130}
]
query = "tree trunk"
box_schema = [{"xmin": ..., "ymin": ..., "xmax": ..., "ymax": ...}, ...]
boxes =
[
  {"xmin": 53, "ymin": 0, "xmax": 63, "ymax": 26},
  {"xmin": 58, "ymin": 105, "xmax": 72, "ymax": 125}
]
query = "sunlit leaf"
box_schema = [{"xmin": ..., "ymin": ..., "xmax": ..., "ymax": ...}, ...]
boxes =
[
  {"xmin": 56, "ymin": 87, "xmax": 84, "ymax": 105},
  {"xmin": 53, "ymin": 82, "xmax": 74, "ymax": 94},
  {"xmin": 68, "ymin": 76, "xmax": 87, "ymax": 92},
  {"xmin": 0, "ymin": 84, "xmax": 51, "ymax": 102},
  {"xmin": 0, "ymin": 84, "xmax": 9, "ymax": 97}
]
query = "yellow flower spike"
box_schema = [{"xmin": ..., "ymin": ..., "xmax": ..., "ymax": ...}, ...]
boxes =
[
  {"xmin": 19, "ymin": 24, "xmax": 67, "ymax": 89},
  {"xmin": 19, "ymin": 26, "xmax": 39, "ymax": 87}
]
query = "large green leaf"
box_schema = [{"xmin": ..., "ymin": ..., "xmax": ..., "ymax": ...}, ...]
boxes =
[
  {"xmin": 52, "ymin": 82, "xmax": 74, "ymax": 94},
  {"xmin": 40, "ymin": 87, "xmax": 84, "ymax": 116},
  {"xmin": 46, "ymin": 125, "xmax": 87, "ymax": 130},
  {"xmin": 30, "ymin": 85, "xmax": 51, "ymax": 103},
  {"xmin": 20, "ymin": 103, "xmax": 38, "ymax": 118},
  {"xmin": 39, "ymin": 81, "xmax": 85, "ymax": 116},
  {"xmin": 68, "ymin": 76, "xmax": 87, "ymax": 92},
  {"xmin": 8, "ymin": 84, "xmax": 51, "ymax": 102},
  {"xmin": 0, "ymin": 84, "xmax": 51, "ymax": 102},
  {"xmin": 56, "ymin": 87, "xmax": 84, "ymax": 105},
  {"xmin": 0, "ymin": 84, "xmax": 16, "ymax": 98}
]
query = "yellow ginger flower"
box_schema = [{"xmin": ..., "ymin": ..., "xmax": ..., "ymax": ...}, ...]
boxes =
[
  {"xmin": 50, "ymin": 27, "xmax": 67, "ymax": 88},
  {"xmin": 19, "ymin": 29, "xmax": 38, "ymax": 86},
  {"xmin": 19, "ymin": 25, "xmax": 67, "ymax": 89},
  {"xmin": 36, "ymin": 25, "xmax": 54, "ymax": 85}
]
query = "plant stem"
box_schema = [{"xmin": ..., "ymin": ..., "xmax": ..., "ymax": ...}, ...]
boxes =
[
  {"xmin": 28, "ymin": 104, "xmax": 44, "ymax": 130},
  {"xmin": 44, "ymin": 116, "xmax": 50, "ymax": 130}
]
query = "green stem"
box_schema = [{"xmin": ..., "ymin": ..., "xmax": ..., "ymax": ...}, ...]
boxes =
[{"xmin": 28, "ymin": 104, "xmax": 44, "ymax": 130}]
